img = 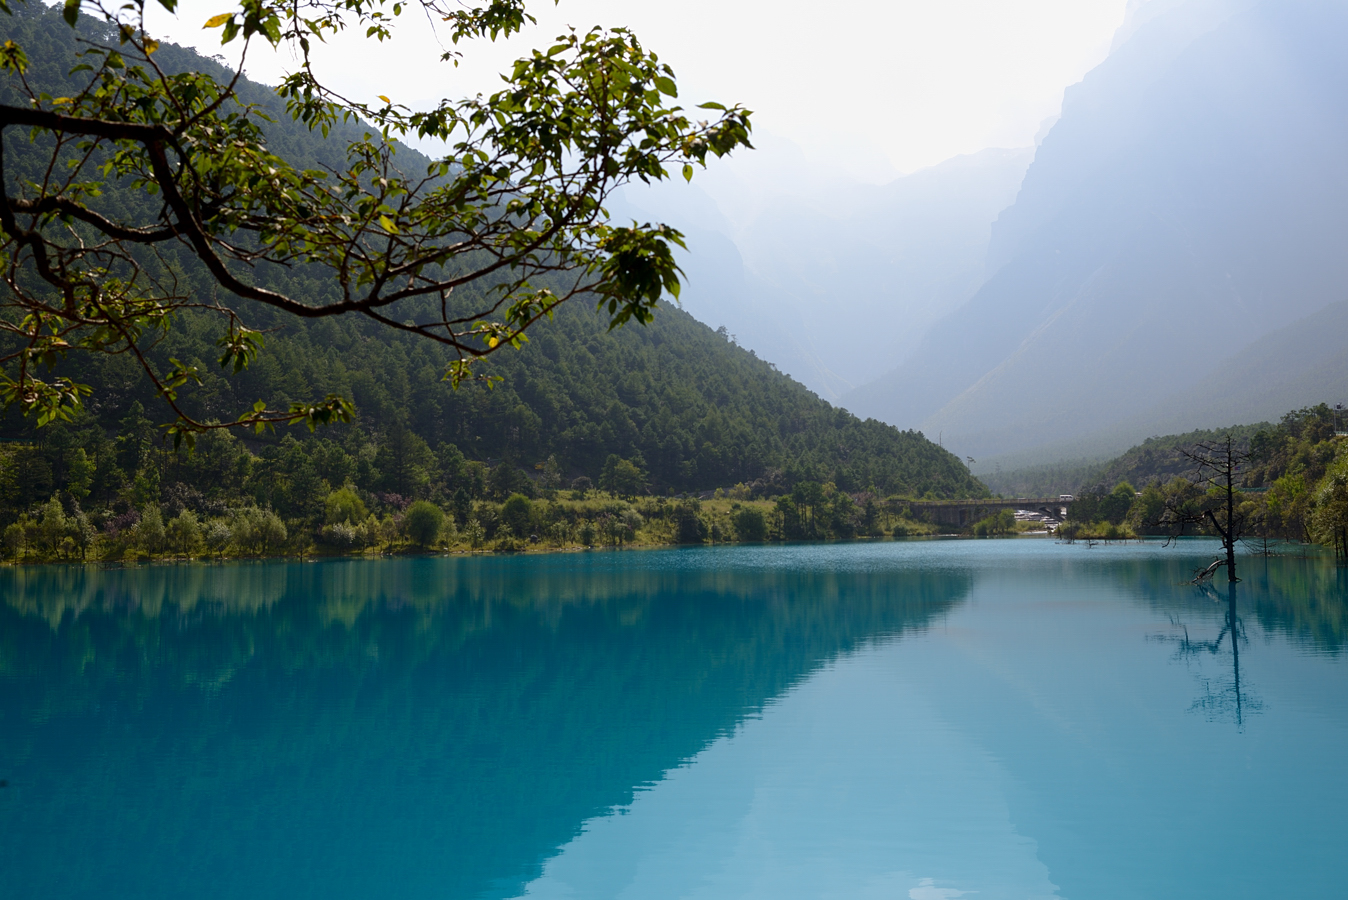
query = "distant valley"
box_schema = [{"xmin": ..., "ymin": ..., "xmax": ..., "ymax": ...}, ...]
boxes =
[
  {"xmin": 615, "ymin": 143, "xmax": 1032, "ymax": 399},
  {"xmin": 653, "ymin": 0, "xmax": 1348, "ymax": 468},
  {"xmin": 844, "ymin": 0, "xmax": 1348, "ymax": 464}
]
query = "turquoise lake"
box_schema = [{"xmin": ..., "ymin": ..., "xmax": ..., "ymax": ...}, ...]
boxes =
[{"xmin": 2, "ymin": 539, "xmax": 1346, "ymax": 899}]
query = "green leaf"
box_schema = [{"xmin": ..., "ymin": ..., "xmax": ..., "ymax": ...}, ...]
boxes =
[
  {"xmin": 217, "ymin": 328, "xmax": 263, "ymax": 373},
  {"xmin": 378, "ymin": 214, "xmax": 398, "ymax": 234},
  {"xmin": 170, "ymin": 428, "xmax": 195, "ymax": 452},
  {"xmin": 682, "ymin": 163, "xmax": 693, "ymax": 182},
  {"xmin": 203, "ymin": 13, "xmax": 232, "ymax": 28},
  {"xmin": 0, "ymin": 40, "xmax": 27, "ymax": 75},
  {"xmin": 62, "ymin": 0, "xmax": 79, "ymax": 27}
]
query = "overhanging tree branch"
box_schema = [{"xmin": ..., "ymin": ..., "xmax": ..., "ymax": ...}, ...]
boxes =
[{"xmin": 0, "ymin": 0, "xmax": 752, "ymax": 438}]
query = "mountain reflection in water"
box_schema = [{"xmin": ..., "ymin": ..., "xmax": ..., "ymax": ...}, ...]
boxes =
[
  {"xmin": 1, "ymin": 541, "xmax": 1345, "ymax": 900},
  {"xmin": 0, "ymin": 548, "xmax": 969, "ymax": 899}
]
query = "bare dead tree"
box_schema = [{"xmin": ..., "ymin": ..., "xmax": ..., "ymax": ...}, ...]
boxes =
[
  {"xmin": 1153, "ymin": 434, "xmax": 1250, "ymax": 583},
  {"xmin": 1191, "ymin": 557, "xmax": 1225, "ymax": 584}
]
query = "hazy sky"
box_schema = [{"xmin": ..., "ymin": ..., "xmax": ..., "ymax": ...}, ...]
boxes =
[{"xmin": 150, "ymin": 0, "xmax": 1130, "ymax": 179}]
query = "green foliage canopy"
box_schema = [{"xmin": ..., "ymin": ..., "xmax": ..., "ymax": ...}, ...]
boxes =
[
  {"xmin": 403, "ymin": 499, "xmax": 444, "ymax": 547},
  {"xmin": 1064, "ymin": 404, "xmax": 1348, "ymax": 557},
  {"xmin": 599, "ymin": 453, "xmax": 646, "ymax": 499},
  {"xmin": 499, "ymin": 492, "xmax": 533, "ymax": 537},
  {"xmin": 0, "ymin": 0, "xmax": 751, "ymax": 438}
]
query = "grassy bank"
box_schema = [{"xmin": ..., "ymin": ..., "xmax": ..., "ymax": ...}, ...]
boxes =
[{"xmin": 3, "ymin": 490, "xmax": 965, "ymax": 565}]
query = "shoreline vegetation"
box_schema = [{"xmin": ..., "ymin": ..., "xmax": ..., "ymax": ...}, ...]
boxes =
[
  {"xmin": 8, "ymin": 402, "xmax": 1348, "ymax": 565},
  {"xmin": 1015, "ymin": 405, "xmax": 1348, "ymax": 559},
  {"xmin": 5, "ymin": 474, "xmax": 1334, "ymax": 567},
  {"xmin": 0, "ymin": 531, "xmax": 1028, "ymax": 569},
  {"xmin": 0, "ymin": 412, "xmax": 989, "ymax": 565},
  {"xmin": 1, "ymin": 487, "xmax": 1047, "ymax": 567},
  {"xmin": 4, "ymin": 523, "xmax": 1331, "ymax": 570}
]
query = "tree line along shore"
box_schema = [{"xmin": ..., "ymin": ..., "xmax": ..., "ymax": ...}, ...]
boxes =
[
  {"xmin": 4, "ymin": 402, "xmax": 1345, "ymax": 564},
  {"xmin": 1051, "ymin": 405, "xmax": 1348, "ymax": 556},
  {"xmin": 0, "ymin": 406, "xmax": 974, "ymax": 564}
]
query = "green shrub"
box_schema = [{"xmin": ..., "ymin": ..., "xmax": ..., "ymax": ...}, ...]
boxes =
[
  {"xmin": 599, "ymin": 455, "xmax": 647, "ymax": 498},
  {"xmin": 464, "ymin": 518, "xmax": 486, "ymax": 549},
  {"xmin": 547, "ymin": 520, "xmax": 572, "ymax": 545},
  {"xmin": 972, "ymin": 508, "xmax": 1016, "ymax": 537},
  {"xmin": 325, "ymin": 486, "xmax": 368, "ymax": 526},
  {"xmin": 500, "ymin": 493, "xmax": 535, "ymax": 539},
  {"xmin": 3, "ymin": 519, "xmax": 28, "ymax": 560},
  {"xmin": 1311, "ymin": 452, "xmax": 1348, "ymax": 557},
  {"xmin": 203, "ymin": 519, "xmax": 232, "ymax": 556},
  {"xmin": 405, "ymin": 501, "xmax": 445, "ymax": 548},
  {"xmin": 165, "ymin": 510, "xmax": 203, "ymax": 556},
  {"xmin": 732, "ymin": 507, "xmax": 767, "ymax": 541},
  {"xmin": 134, "ymin": 506, "xmax": 166, "ymax": 554},
  {"xmin": 319, "ymin": 522, "xmax": 360, "ymax": 550},
  {"xmin": 231, "ymin": 508, "xmax": 287, "ymax": 555},
  {"xmin": 672, "ymin": 501, "xmax": 707, "ymax": 544},
  {"xmin": 621, "ymin": 508, "xmax": 644, "ymax": 535}
]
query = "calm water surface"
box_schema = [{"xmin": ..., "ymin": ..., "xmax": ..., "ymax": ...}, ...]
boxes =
[{"xmin": 2, "ymin": 539, "xmax": 1346, "ymax": 899}]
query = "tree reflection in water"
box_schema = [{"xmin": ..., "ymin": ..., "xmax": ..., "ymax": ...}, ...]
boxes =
[
  {"xmin": 0, "ymin": 552, "xmax": 973, "ymax": 900},
  {"xmin": 1155, "ymin": 582, "xmax": 1259, "ymax": 726}
]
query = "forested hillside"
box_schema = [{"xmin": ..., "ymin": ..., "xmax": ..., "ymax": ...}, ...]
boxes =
[
  {"xmin": 1, "ymin": 294, "xmax": 982, "ymax": 498},
  {"xmin": 980, "ymin": 421, "xmax": 1272, "ymax": 498},
  {"xmin": 1060, "ymin": 405, "xmax": 1347, "ymax": 554},
  {"xmin": 1090, "ymin": 422, "xmax": 1271, "ymax": 492},
  {"xmin": 0, "ymin": 5, "xmax": 984, "ymax": 557}
]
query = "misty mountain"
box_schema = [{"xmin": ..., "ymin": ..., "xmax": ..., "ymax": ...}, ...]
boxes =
[
  {"xmin": 1072, "ymin": 297, "xmax": 1348, "ymax": 455},
  {"xmin": 844, "ymin": 0, "xmax": 1348, "ymax": 461},
  {"xmin": 615, "ymin": 145, "xmax": 1032, "ymax": 399}
]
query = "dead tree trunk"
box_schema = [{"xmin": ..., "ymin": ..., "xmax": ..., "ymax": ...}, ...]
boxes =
[{"xmin": 1157, "ymin": 434, "xmax": 1250, "ymax": 583}]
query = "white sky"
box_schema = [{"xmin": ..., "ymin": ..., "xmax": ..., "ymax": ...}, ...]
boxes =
[{"xmin": 148, "ymin": 0, "xmax": 1130, "ymax": 180}]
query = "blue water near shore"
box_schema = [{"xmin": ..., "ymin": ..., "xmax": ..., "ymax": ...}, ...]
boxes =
[{"xmin": 2, "ymin": 539, "xmax": 1346, "ymax": 899}]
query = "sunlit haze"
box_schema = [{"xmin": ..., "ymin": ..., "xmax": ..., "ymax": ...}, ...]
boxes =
[{"xmin": 148, "ymin": 0, "xmax": 1129, "ymax": 180}]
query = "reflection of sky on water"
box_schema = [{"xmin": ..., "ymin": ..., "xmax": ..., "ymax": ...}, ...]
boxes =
[
  {"xmin": 516, "ymin": 646, "xmax": 1060, "ymax": 900},
  {"xmin": 516, "ymin": 551, "xmax": 1348, "ymax": 900}
]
